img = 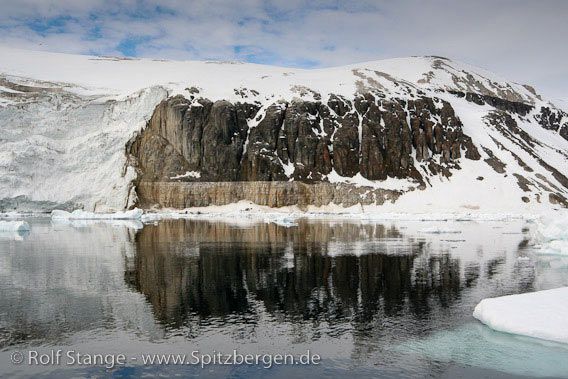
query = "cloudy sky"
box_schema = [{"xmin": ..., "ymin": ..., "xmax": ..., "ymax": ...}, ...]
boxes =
[{"xmin": 0, "ymin": 0, "xmax": 566, "ymax": 99}]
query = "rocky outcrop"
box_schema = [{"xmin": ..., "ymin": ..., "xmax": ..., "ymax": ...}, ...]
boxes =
[
  {"xmin": 125, "ymin": 88, "xmax": 568, "ymax": 210},
  {"xmin": 451, "ymin": 91, "xmax": 568, "ymax": 143},
  {"xmin": 536, "ymin": 106, "xmax": 568, "ymax": 138},
  {"xmin": 128, "ymin": 93, "xmax": 480, "ymax": 185},
  {"xmin": 484, "ymin": 111, "xmax": 568, "ymax": 205},
  {"xmin": 450, "ymin": 90, "xmax": 534, "ymax": 116}
]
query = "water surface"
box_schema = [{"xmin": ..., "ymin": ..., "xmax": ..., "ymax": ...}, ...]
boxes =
[{"xmin": 0, "ymin": 218, "xmax": 567, "ymax": 378}]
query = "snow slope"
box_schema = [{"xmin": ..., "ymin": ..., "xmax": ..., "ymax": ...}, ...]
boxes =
[
  {"xmin": 474, "ymin": 287, "xmax": 568, "ymax": 344},
  {"xmin": 0, "ymin": 46, "xmax": 567, "ymax": 213},
  {"xmin": 0, "ymin": 46, "xmax": 541, "ymax": 104}
]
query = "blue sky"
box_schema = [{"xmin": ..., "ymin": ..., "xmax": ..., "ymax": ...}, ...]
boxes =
[{"xmin": 0, "ymin": 0, "xmax": 566, "ymax": 99}]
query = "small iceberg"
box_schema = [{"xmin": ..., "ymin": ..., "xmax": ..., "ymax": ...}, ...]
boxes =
[
  {"xmin": 531, "ymin": 213, "xmax": 568, "ymax": 255},
  {"xmin": 269, "ymin": 217, "xmax": 299, "ymax": 228},
  {"xmin": 51, "ymin": 208, "xmax": 143, "ymax": 220},
  {"xmin": 0, "ymin": 220, "xmax": 30, "ymax": 232},
  {"xmin": 473, "ymin": 287, "xmax": 568, "ymax": 344}
]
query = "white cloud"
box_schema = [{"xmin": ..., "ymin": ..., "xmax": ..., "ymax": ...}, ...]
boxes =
[{"xmin": 0, "ymin": 0, "xmax": 566, "ymax": 99}]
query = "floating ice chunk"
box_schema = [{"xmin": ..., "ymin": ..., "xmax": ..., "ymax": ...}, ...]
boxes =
[
  {"xmin": 0, "ymin": 221, "xmax": 30, "ymax": 232},
  {"xmin": 533, "ymin": 214, "xmax": 568, "ymax": 241},
  {"xmin": 473, "ymin": 287, "xmax": 568, "ymax": 344},
  {"xmin": 531, "ymin": 213, "xmax": 568, "ymax": 255},
  {"xmin": 269, "ymin": 217, "xmax": 299, "ymax": 228},
  {"xmin": 51, "ymin": 208, "xmax": 143, "ymax": 220}
]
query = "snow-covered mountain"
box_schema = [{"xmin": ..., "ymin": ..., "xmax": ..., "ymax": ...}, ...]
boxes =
[{"xmin": 0, "ymin": 46, "xmax": 566, "ymax": 214}]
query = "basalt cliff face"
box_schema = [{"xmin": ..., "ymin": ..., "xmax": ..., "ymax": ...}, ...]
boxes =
[
  {"xmin": 127, "ymin": 88, "xmax": 568, "ymax": 210},
  {"xmin": 128, "ymin": 93, "xmax": 484, "ymax": 208},
  {"xmin": 129, "ymin": 94, "xmax": 480, "ymax": 183}
]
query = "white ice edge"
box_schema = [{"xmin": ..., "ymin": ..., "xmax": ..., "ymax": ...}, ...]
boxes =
[
  {"xmin": 473, "ymin": 287, "xmax": 568, "ymax": 344},
  {"xmin": 21, "ymin": 203, "xmax": 552, "ymax": 223}
]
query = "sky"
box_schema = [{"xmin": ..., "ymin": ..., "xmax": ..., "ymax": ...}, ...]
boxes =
[{"xmin": 0, "ymin": 0, "xmax": 566, "ymax": 100}]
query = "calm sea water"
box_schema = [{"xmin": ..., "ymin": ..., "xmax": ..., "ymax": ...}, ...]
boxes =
[{"xmin": 0, "ymin": 217, "xmax": 567, "ymax": 378}]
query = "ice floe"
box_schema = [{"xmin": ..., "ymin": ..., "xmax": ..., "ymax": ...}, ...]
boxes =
[
  {"xmin": 530, "ymin": 213, "xmax": 568, "ymax": 255},
  {"xmin": 473, "ymin": 287, "xmax": 568, "ymax": 344}
]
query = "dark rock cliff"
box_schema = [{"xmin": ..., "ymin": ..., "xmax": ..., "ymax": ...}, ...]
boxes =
[{"xmin": 127, "ymin": 93, "xmax": 481, "ymax": 187}]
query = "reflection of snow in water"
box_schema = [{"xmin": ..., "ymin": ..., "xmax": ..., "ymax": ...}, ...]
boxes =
[
  {"xmin": 0, "ymin": 220, "xmax": 30, "ymax": 232},
  {"xmin": 51, "ymin": 217, "xmax": 144, "ymax": 230},
  {"xmin": 419, "ymin": 226, "xmax": 462, "ymax": 234},
  {"xmin": 397, "ymin": 322, "xmax": 568, "ymax": 378},
  {"xmin": 0, "ymin": 229, "xmax": 30, "ymax": 241},
  {"xmin": 0, "ymin": 220, "xmax": 162, "ymax": 344},
  {"xmin": 534, "ymin": 256, "xmax": 568, "ymax": 288},
  {"xmin": 0, "ymin": 218, "xmax": 567, "ymax": 378},
  {"xmin": 282, "ymin": 243, "xmax": 295, "ymax": 269}
]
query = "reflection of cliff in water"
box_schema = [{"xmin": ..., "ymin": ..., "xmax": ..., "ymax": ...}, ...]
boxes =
[{"xmin": 128, "ymin": 220, "xmax": 467, "ymax": 328}]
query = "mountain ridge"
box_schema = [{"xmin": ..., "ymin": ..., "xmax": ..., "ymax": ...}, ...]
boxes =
[
  {"xmin": 0, "ymin": 45, "xmax": 545, "ymax": 104},
  {"xmin": 0, "ymin": 47, "xmax": 566, "ymax": 214}
]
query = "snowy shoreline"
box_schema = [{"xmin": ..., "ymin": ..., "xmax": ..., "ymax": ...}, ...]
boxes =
[
  {"xmin": 3, "ymin": 196, "xmax": 567, "ymax": 225},
  {"xmin": 3, "ymin": 199, "xmax": 565, "ymax": 221},
  {"xmin": 1, "ymin": 208, "xmax": 546, "ymax": 222}
]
